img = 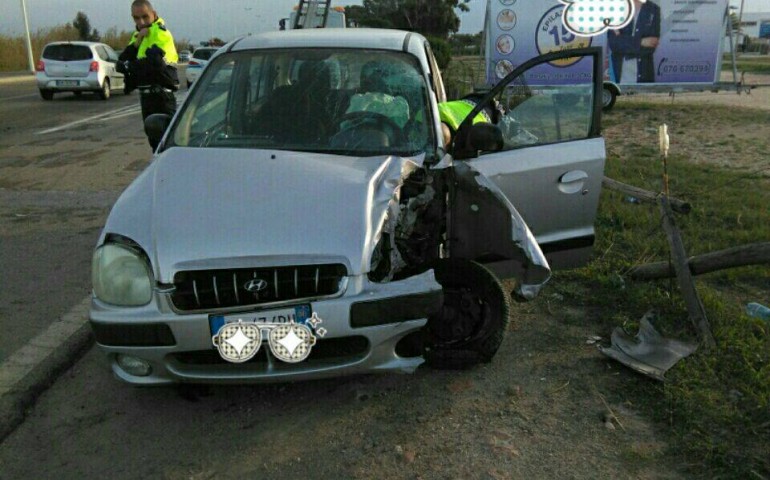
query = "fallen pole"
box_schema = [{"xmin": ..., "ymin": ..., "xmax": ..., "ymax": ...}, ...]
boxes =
[
  {"xmin": 603, "ymin": 176, "xmax": 691, "ymax": 214},
  {"xmin": 628, "ymin": 242, "xmax": 770, "ymax": 280}
]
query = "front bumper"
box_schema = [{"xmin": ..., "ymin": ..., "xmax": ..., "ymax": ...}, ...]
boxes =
[{"xmin": 90, "ymin": 270, "xmax": 442, "ymax": 385}]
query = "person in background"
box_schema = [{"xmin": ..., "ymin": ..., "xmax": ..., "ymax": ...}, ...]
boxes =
[
  {"xmin": 607, "ymin": 0, "xmax": 661, "ymax": 84},
  {"xmin": 118, "ymin": 0, "xmax": 179, "ymax": 150}
]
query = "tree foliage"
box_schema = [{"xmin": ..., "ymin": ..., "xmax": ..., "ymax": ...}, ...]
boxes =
[
  {"xmin": 345, "ymin": 0, "xmax": 470, "ymax": 38},
  {"xmin": 72, "ymin": 11, "xmax": 99, "ymax": 41}
]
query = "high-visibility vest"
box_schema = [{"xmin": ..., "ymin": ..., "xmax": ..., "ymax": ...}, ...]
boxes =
[
  {"xmin": 437, "ymin": 99, "xmax": 491, "ymax": 132},
  {"xmin": 129, "ymin": 17, "xmax": 178, "ymax": 63}
]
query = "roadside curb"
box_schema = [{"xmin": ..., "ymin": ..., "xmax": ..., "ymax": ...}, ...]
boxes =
[
  {"xmin": 0, "ymin": 297, "xmax": 93, "ymax": 443},
  {"xmin": 0, "ymin": 74, "xmax": 35, "ymax": 85}
]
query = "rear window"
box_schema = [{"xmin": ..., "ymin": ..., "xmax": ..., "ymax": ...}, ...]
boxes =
[
  {"xmin": 43, "ymin": 44, "xmax": 93, "ymax": 61},
  {"xmin": 193, "ymin": 49, "xmax": 216, "ymax": 61}
]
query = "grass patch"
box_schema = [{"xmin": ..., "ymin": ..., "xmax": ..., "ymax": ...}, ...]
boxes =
[
  {"xmin": 442, "ymin": 56, "xmax": 769, "ymax": 475},
  {"xmin": 558, "ymin": 100, "xmax": 770, "ymax": 477}
]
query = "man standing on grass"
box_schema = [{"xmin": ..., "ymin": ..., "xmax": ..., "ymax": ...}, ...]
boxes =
[{"xmin": 118, "ymin": 0, "xmax": 179, "ymax": 150}]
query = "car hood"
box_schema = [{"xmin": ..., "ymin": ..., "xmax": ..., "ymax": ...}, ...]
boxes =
[{"xmin": 102, "ymin": 148, "xmax": 421, "ymax": 283}]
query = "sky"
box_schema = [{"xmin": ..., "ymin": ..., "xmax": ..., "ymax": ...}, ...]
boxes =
[{"xmin": 2, "ymin": 0, "xmax": 768, "ymax": 44}]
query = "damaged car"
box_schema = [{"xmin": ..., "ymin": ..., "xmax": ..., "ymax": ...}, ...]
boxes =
[{"xmin": 89, "ymin": 29, "xmax": 606, "ymax": 384}]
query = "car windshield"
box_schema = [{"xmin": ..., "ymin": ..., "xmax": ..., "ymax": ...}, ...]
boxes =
[
  {"xmin": 168, "ymin": 48, "xmax": 435, "ymax": 157},
  {"xmin": 43, "ymin": 44, "xmax": 92, "ymax": 61}
]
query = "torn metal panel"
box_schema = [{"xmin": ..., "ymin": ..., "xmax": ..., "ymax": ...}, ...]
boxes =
[
  {"xmin": 600, "ymin": 311, "xmax": 698, "ymax": 382},
  {"xmin": 369, "ymin": 163, "xmax": 444, "ymax": 283},
  {"xmin": 449, "ymin": 161, "xmax": 551, "ymax": 300}
]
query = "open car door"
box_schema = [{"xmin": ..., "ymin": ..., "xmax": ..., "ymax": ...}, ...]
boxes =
[{"xmin": 450, "ymin": 47, "xmax": 605, "ymax": 272}]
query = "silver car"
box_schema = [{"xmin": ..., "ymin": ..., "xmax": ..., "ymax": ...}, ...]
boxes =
[
  {"xmin": 36, "ymin": 41, "xmax": 125, "ymax": 100},
  {"xmin": 90, "ymin": 29, "xmax": 606, "ymax": 385}
]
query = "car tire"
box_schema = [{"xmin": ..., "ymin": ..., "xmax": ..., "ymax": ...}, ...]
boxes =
[
  {"xmin": 73, "ymin": 91, "xmax": 82, "ymax": 97},
  {"xmin": 187, "ymin": 81, "xmax": 192, "ymax": 90},
  {"xmin": 123, "ymin": 85, "xmax": 132, "ymax": 95},
  {"xmin": 424, "ymin": 258, "xmax": 511, "ymax": 369},
  {"xmin": 39, "ymin": 89, "xmax": 54, "ymax": 101},
  {"xmin": 98, "ymin": 79, "xmax": 111, "ymax": 100},
  {"xmin": 602, "ymin": 85, "xmax": 617, "ymax": 112}
]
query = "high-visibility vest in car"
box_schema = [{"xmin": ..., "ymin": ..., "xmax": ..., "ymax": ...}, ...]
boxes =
[
  {"xmin": 437, "ymin": 99, "xmax": 491, "ymax": 132},
  {"xmin": 129, "ymin": 17, "xmax": 178, "ymax": 63}
]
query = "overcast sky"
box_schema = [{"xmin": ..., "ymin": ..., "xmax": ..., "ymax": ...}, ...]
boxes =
[{"xmin": 2, "ymin": 0, "xmax": 768, "ymax": 44}]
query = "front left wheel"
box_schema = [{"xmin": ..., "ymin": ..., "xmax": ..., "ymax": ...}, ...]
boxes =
[{"xmin": 424, "ymin": 259, "xmax": 511, "ymax": 369}]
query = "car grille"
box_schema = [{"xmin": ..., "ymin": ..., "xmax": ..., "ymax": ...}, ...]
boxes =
[{"xmin": 169, "ymin": 264, "xmax": 347, "ymax": 312}]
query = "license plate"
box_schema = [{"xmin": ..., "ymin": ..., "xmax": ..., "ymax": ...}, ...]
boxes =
[
  {"xmin": 209, "ymin": 304, "xmax": 311, "ymax": 335},
  {"xmin": 56, "ymin": 80, "xmax": 78, "ymax": 86}
]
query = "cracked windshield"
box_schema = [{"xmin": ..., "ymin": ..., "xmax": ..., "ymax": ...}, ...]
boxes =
[{"xmin": 170, "ymin": 49, "xmax": 435, "ymax": 157}]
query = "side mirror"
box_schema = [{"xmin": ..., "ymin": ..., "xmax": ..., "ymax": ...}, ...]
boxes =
[
  {"xmin": 467, "ymin": 123, "xmax": 504, "ymax": 152},
  {"xmin": 144, "ymin": 114, "xmax": 172, "ymax": 148},
  {"xmin": 452, "ymin": 122, "xmax": 504, "ymax": 160}
]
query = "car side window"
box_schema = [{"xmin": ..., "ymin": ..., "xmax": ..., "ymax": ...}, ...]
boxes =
[
  {"xmin": 479, "ymin": 55, "xmax": 597, "ymax": 153},
  {"xmin": 95, "ymin": 46, "xmax": 109, "ymax": 61},
  {"xmin": 104, "ymin": 46, "xmax": 118, "ymax": 62}
]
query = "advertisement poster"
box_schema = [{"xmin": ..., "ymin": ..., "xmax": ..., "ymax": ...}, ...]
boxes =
[{"xmin": 485, "ymin": 0, "xmax": 729, "ymax": 86}]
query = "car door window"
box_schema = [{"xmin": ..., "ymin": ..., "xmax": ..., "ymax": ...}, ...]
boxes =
[
  {"xmin": 454, "ymin": 47, "xmax": 602, "ymax": 157},
  {"xmin": 95, "ymin": 46, "xmax": 109, "ymax": 61},
  {"xmin": 104, "ymin": 46, "xmax": 119, "ymax": 62}
]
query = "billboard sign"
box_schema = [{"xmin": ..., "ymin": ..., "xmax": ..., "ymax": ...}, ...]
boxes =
[{"xmin": 485, "ymin": 0, "xmax": 729, "ymax": 86}]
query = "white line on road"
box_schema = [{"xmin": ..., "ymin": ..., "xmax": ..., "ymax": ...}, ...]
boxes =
[
  {"xmin": 35, "ymin": 105, "xmax": 140, "ymax": 135},
  {"xmin": 2, "ymin": 93, "xmax": 37, "ymax": 101}
]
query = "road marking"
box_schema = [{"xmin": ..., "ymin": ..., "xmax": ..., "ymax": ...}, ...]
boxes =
[
  {"xmin": 0, "ymin": 296, "xmax": 91, "ymax": 395},
  {"xmin": 35, "ymin": 93, "xmax": 186, "ymax": 135},
  {"xmin": 35, "ymin": 105, "xmax": 140, "ymax": 135},
  {"xmin": 2, "ymin": 93, "xmax": 37, "ymax": 101}
]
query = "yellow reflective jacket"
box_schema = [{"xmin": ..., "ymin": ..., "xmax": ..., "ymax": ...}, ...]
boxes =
[
  {"xmin": 437, "ymin": 99, "xmax": 491, "ymax": 132},
  {"xmin": 128, "ymin": 17, "xmax": 178, "ymax": 63}
]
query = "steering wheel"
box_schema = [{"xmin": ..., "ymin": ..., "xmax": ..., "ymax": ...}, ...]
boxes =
[{"xmin": 335, "ymin": 111, "xmax": 407, "ymax": 147}]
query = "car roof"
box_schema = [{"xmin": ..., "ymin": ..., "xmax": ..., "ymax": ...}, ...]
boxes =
[
  {"xmin": 44, "ymin": 41, "xmax": 105, "ymax": 47},
  {"xmin": 230, "ymin": 28, "xmax": 418, "ymax": 52}
]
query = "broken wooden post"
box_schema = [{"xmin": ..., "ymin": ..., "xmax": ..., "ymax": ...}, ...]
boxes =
[
  {"xmin": 628, "ymin": 242, "xmax": 770, "ymax": 280},
  {"xmin": 603, "ymin": 176, "xmax": 691, "ymax": 214},
  {"xmin": 658, "ymin": 196, "xmax": 716, "ymax": 349}
]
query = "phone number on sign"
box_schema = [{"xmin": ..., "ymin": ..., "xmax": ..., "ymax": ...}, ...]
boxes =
[{"xmin": 658, "ymin": 61, "xmax": 711, "ymax": 75}]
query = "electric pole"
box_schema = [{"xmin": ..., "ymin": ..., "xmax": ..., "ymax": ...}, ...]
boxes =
[{"xmin": 21, "ymin": 0, "xmax": 35, "ymax": 73}]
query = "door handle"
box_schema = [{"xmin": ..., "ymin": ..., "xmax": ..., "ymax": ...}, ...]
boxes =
[
  {"xmin": 559, "ymin": 170, "xmax": 588, "ymax": 184},
  {"xmin": 558, "ymin": 170, "xmax": 589, "ymax": 194}
]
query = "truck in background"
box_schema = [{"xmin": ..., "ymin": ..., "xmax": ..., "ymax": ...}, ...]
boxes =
[{"xmin": 280, "ymin": 0, "xmax": 346, "ymax": 30}]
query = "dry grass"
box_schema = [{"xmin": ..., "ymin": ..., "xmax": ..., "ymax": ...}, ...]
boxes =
[{"xmin": 0, "ymin": 25, "xmax": 189, "ymax": 71}]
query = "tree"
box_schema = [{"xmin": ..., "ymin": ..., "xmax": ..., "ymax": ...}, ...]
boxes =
[
  {"xmin": 344, "ymin": 0, "xmax": 470, "ymax": 39},
  {"xmin": 72, "ymin": 11, "xmax": 100, "ymax": 41}
]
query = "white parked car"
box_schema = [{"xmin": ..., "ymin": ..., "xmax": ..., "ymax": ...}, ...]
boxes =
[
  {"xmin": 184, "ymin": 47, "xmax": 218, "ymax": 88},
  {"xmin": 36, "ymin": 41, "xmax": 125, "ymax": 100},
  {"xmin": 90, "ymin": 29, "xmax": 606, "ymax": 385}
]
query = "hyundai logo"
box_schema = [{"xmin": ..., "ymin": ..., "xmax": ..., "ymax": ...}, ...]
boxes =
[{"xmin": 244, "ymin": 278, "xmax": 268, "ymax": 293}]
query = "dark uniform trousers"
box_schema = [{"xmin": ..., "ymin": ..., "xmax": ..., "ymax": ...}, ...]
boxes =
[{"xmin": 140, "ymin": 86, "xmax": 177, "ymax": 150}]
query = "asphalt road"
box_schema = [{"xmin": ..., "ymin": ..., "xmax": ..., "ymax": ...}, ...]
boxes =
[{"xmin": 0, "ymin": 77, "xmax": 153, "ymax": 363}]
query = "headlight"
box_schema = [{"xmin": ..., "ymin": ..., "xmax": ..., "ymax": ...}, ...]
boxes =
[{"xmin": 92, "ymin": 243, "xmax": 153, "ymax": 306}]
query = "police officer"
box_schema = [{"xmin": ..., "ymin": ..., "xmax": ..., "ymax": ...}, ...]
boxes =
[
  {"xmin": 118, "ymin": 0, "xmax": 179, "ymax": 150},
  {"xmin": 438, "ymin": 93, "xmax": 537, "ymax": 150}
]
